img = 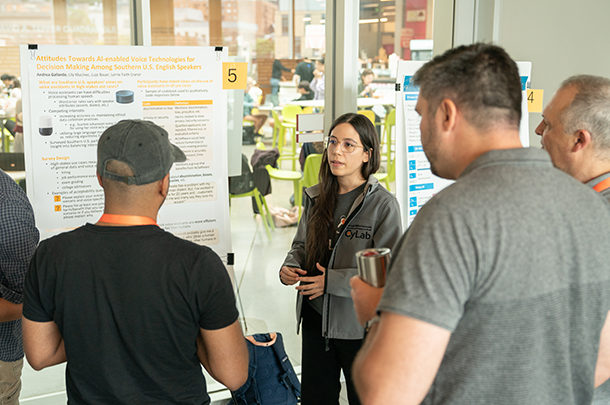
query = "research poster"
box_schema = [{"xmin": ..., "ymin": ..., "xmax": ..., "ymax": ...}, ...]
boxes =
[
  {"xmin": 397, "ymin": 60, "xmax": 532, "ymax": 226},
  {"xmin": 20, "ymin": 45, "xmax": 232, "ymax": 260}
]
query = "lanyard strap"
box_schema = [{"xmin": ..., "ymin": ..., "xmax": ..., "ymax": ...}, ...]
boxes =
[
  {"xmin": 98, "ymin": 213, "xmax": 158, "ymax": 226},
  {"xmin": 593, "ymin": 177, "xmax": 610, "ymax": 193}
]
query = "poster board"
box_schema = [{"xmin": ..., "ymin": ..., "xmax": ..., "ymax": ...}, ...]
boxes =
[
  {"xmin": 395, "ymin": 60, "xmax": 532, "ymax": 228},
  {"xmin": 20, "ymin": 45, "xmax": 233, "ymax": 261}
]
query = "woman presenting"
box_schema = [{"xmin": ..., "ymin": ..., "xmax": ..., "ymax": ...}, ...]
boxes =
[{"xmin": 280, "ymin": 113, "xmax": 403, "ymax": 404}]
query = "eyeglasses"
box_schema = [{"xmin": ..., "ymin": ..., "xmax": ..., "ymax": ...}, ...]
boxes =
[{"xmin": 324, "ymin": 137, "xmax": 364, "ymax": 154}]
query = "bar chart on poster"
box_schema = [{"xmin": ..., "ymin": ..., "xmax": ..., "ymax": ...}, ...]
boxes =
[{"xmin": 20, "ymin": 45, "xmax": 232, "ymax": 259}]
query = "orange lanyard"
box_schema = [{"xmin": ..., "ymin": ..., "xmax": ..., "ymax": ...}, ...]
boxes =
[
  {"xmin": 98, "ymin": 214, "xmax": 158, "ymax": 226},
  {"xmin": 593, "ymin": 177, "xmax": 610, "ymax": 193}
]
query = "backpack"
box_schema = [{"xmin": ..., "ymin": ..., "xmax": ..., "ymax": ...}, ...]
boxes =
[
  {"xmin": 229, "ymin": 333, "xmax": 301, "ymax": 405},
  {"xmin": 229, "ymin": 154, "xmax": 255, "ymax": 195}
]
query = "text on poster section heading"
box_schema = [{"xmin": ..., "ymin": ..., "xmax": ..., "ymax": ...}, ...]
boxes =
[{"xmin": 35, "ymin": 55, "xmax": 203, "ymax": 72}]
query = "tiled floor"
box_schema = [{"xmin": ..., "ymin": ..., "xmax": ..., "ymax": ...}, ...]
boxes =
[{"xmin": 19, "ymin": 139, "xmax": 352, "ymax": 404}]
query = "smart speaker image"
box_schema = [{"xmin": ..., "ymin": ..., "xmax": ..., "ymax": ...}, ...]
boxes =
[
  {"xmin": 116, "ymin": 90, "xmax": 134, "ymax": 104},
  {"xmin": 39, "ymin": 115, "xmax": 53, "ymax": 136}
]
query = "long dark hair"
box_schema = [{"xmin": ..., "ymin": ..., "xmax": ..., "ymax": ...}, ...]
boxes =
[{"xmin": 304, "ymin": 113, "xmax": 380, "ymax": 272}]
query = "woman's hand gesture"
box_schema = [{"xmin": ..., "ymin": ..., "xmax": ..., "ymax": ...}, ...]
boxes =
[
  {"xmin": 280, "ymin": 266, "xmax": 307, "ymax": 285},
  {"xmin": 295, "ymin": 263, "xmax": 326, "ymax": 300}
]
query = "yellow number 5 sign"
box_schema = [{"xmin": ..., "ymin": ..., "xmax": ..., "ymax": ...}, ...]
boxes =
[{"xmin": 223, "ymin": 62, "xmax": 248, "ymax": 90}]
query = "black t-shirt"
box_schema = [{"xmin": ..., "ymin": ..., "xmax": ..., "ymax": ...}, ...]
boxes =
[
  {"xmin": 23, "ymin": 224, "xmax": 238, "ymax": 405},
  {"xmin": 295, "ymin": 61, "xmax": 315, "ymax": 83},
  {"xmin": 307, "ymin": 182, "xmax": 366, "ymax": 314}
]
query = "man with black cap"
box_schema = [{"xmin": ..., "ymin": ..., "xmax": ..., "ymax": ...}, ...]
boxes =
[{"xmin": 22, "ymin": 120, "xmax": 248, "ymax": 404}]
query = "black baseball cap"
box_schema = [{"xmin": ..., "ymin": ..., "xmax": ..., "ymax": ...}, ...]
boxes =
[{"xmin": 97, "ymin": 119, "xmax": 187, "ymax": 185}]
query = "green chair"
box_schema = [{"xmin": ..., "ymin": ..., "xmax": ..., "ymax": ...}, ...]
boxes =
[
  {"xmin": 229, "ymin": 187, "xmax": 274, "ymax": 241},
  {"xmin": 271, "ymin": 110, "xmax": 283, "ymax": 150},
  {"xmin": 299, "ymin": 153, "xmax": 323, "ymax": 189},
  {"xmin": 282, "ymin": 104, "xmax": 302, "ymax": 124},
  {"xmin": 266, "ymin": 164, "xmax": 302, "ymax": 218},
  {"xmin": 266, "ymin": 153, "xmax": 323, "ymax": 220},
  {"xmin": 382, "ymin": 109, "xmax": 396, "ymax": 164},
  {"xmin": 272, "ymin": 109, "xmax": 299, "ymax": 171},
  {"xmin": 295, "ymin": 153, "xmax": 323, "ymax": 217}
]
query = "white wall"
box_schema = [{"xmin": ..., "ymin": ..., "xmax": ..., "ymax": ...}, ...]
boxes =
[{"xmin": 494, "ymin": 0, "xmax": 610, "ymax": 147}]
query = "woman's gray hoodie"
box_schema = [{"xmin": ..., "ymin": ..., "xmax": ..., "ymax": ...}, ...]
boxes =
[{"xmin": 281, "ymin": 175, "xmax": 403, "ymax": 340}]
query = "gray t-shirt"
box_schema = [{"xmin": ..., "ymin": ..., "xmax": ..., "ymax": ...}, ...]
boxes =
[
  {"xmin": 380, "ymin": 148, "xmax": 610, "ymax": 405},
  {"xmin": 307, "ymin": 182, "xmax": 366, "ymax": 314},
  {"xmin": 587, "ymin": 172, "xmax": 610, "ymax": 405}
]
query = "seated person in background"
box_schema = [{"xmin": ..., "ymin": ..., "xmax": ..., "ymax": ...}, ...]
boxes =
[
  {"xmin": 358, "ymin": 69, "xmax": 375, "ymax": 98},
  {"xmin": 13, "ymin": 99, "xmax": 23, "ymax": 153},
  {"xmin": 2, "ymin": 79, "xmax": 21, "ymax": 116},
  {"xmin": 9, "ymin": 79, "xmax": 21, "ymax": 100},
  {"xmin": 248, "ymin": 79, "xmax": 263, "ymax": 101},
  {"xmin": 1, "ymin": 74, "xmax": 14, "ymax": 96},
  {"xmin": 310, "ymin": 59, "xmax": 325, "ymax": 101},
  {"xmin": 294, "ymin": 81, "xmax": 314, "ymax": 101},
  {"xmin": 244, "ymin": 78, "xmax": 268, "ymax": 134}
]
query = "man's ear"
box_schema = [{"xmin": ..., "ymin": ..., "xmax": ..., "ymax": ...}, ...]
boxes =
[
  {"xmin": 96, "ymin": 173, "xmax": 104, "ymax": 188},
  {"xmin": 572, "ymin": 129, "xmax": 592, "ymax": 153},
  {"xmin": 160, "ymin": 174, "xmax": 170, "ymax": 198},
  {"xmin": 437, "ymin": 99, "xmax": 458, "ymax": 133}
]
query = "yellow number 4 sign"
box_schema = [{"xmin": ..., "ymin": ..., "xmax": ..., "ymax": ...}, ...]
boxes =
[
  {"xmin": 527, "ymin": 89, "xmax": 544, "ymax": 113},
  {"xmin": 223, "ymin": 62, "xmax": 248, "ymax": 90}
]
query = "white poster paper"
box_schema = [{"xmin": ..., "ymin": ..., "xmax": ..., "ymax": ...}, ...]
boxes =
[
  {"xmin": 20, "ymin": 45, "xmax": 232, "ymax": 260},
  {"xmin": 396, "ymin": 60, "xmax": 532, "ymax": 227}
]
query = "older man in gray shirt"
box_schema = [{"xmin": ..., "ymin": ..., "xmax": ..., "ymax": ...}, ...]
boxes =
[{"xmin": 536, "ymin": 74, "xmax": 610, "ymax": 404}]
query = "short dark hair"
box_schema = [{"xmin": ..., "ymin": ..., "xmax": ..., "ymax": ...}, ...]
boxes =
[
  {"xmin": 361, "ymin": 69, "xmax": 374, "ymax": 78},
  {"xmin": 297, "ymin": 80, "xmax": 312, "ymax": 92},
  {"xmin": 1, "ymin": 74, "xmax": 13, "ymax": 82},
  {"xmin": 317, "ymin": 58, "xmax": 325, "ymax": 65},
  {"xmin": 413, "ymin": 43, "xmax": 522, "ymax": 130}
]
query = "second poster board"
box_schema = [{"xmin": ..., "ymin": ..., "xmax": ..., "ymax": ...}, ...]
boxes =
[{"xmin": 395, "ymin": 60, "xmax": 532, "ymax": 228}]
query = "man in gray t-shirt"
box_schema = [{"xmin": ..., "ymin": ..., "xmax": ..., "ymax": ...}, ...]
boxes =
[
  {"xmin": 536, "ymin": 74, "xmax": 610, "ymax": 404},
  {"xmin": 350, "ymin": 44, "xmax": 610, "ymax": 405}
]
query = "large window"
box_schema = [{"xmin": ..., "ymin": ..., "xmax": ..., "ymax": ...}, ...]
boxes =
[
  {"xmin": 358, "ymin": 0, "xmax": 434, "ymax": 79},
  {"xmin": 0, "ymin": 0, "xmax": 132, "ymax": 76},
  {"xmin": 153, "ymin": 0, "xmax": 326, "ymax": 105},
  {"xmin": 355, "ymin": 0, "xmax": 435, "ymax": 104}
]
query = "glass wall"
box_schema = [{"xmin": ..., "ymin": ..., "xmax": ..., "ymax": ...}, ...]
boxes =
[
  {"xmin": 0, "ymin": 0, "xmax": 132, "ymax": 77},
  {"xmin": 153, "ymin": 0, "xmax": 326, "ymax": 105},
  {"xmin": 357, "ymin": 0, "xmax": 434, "ymax": 96},
  {"xmin": 357, "ymin": 0, "xmax": 435, "ymax": 176}
]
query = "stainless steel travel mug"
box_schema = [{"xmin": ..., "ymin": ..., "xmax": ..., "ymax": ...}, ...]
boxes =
[{"xmin": 355, "ymin": 248, "xmax": 391, "ymax": 287}]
